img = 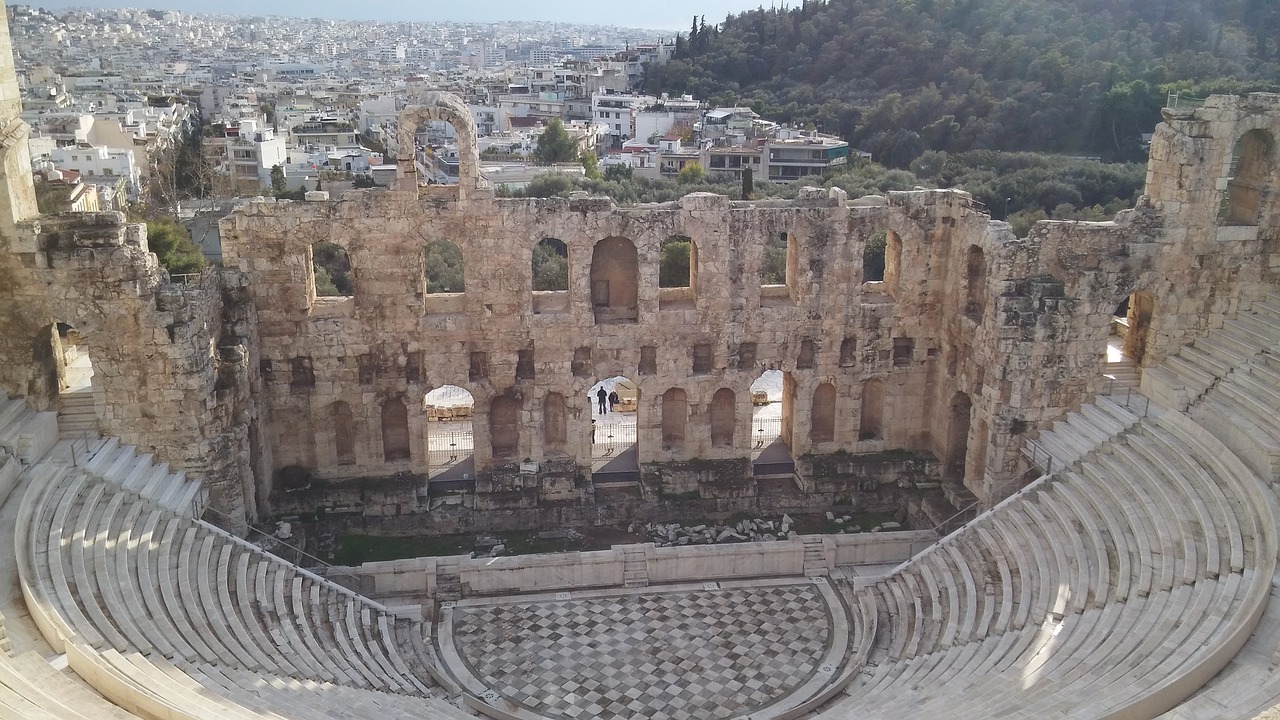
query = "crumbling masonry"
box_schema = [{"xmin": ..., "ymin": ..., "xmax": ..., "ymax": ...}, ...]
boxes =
[{"xmin": 2, "ymin": 90, "xmax": 1279, "ymax": 532}]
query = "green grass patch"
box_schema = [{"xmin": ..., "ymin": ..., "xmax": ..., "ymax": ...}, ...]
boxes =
[{"xmin": 329, "ymin": 533, "xmax": 471, "ymax": 565}]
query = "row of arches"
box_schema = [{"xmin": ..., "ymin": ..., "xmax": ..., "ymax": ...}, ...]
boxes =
[
  {"xmin": 314, "ymin": 376, "xmax": 893, "ymax": 472},
  {"xmin": 306, "ymin": 230, "xmax": 909, "ymax": 321}
]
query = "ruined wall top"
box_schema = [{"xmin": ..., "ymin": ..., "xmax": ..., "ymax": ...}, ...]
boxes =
[{"xmin": 396, "ymin": 91, "xmax": 488, "ymax": 200}]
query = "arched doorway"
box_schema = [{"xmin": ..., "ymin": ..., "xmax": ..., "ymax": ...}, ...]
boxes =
[
  {"xmin": 860, "ymin": 378, "xmax": 884, "ymax": 440},
  {"xmin": 811, "ymin": 382, "xmax": 837, "ymax": 444},
  {"xmin": 37, "ymin": 323, "xmax": 99, "ymax": 436},
  {"xmin": 1106, "ymin": 291, "xmax": 1152, "ymax": 388},
  {"xmin": 424, "ymin": 385, "xmax": 475, "ymax": 483},
  {"xmin": 590, "ymin": 376, "xmax": 639, "ymax": 484},
  {"xmin": 709, "ymin": 388, "xmax": 736, "ymax": 448},
  {"xmin": 381, "ymin": 396, "xmax": 410, "ymax": 462},
  {"xmin": 750, "ymin": 369, "xmax": 795, "ymax": 482},
  {"xmin": 1222, "ymin": 129, "xmax": 1274, "ymax": 226}
]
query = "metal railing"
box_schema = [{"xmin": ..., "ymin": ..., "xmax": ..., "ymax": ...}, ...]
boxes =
[
  {"xmin": 751, "ymin": 416, "xmax": 783, "ymax": 448},
  {"xmin": 427, "ymin": 427, "xmax": 474, "ymax": 468},
  {"xmin": 933, "ymin": 500, "xmax": 980, "ymax": 535},
  {"xmin": 1022, "ymin": 438, "xmax": 1055, "ymax": 476},
  {"xmin": 168, "ymin": 272, "xmax": 202, "ymax": 286},
  {"xmin": 1102, "ymin": 379, "xmax": 1151, "ymax": 418},
  {"xmin": 1167, "ymin": 92, "xmax": 1207, "ymax": 110},
  {"xmin": 203, "ymin": 505, "xmax": 333, "ymax": 569},
  {"xmin": 593, "ymin": 421, "xmax": 637, "ymax": 458}
]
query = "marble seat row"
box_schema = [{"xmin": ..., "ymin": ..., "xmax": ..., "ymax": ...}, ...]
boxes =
[
  {"xmin": 15, "ymin": 465, "xmax": 457, "ymax": 715},
  {"xmin": 820, "ymin": 402, "xmax": 1276, "ymax": 719},
  {"xmin": 80, "ymin": 436, "xmax": 205, "ymax": 518},
  {"xmin": 1026, "ymin": 394, "xmax": 1140, "ymax": 476},
  {"xmin": 0, "ymin": 650, "xmax": 142, "ymax": 720},
  {"xmin": 1143, "ymin": 296, "xmax": 1280, "ymax": 411}
]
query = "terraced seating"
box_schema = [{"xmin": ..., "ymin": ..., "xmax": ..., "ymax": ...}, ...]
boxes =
[
  {"xmin": 0, "ymin": 649, "xmax": 142, "ymax": 719},
  {"xmin": 15, "ymin": 465, "xmax": 462, "ymax": 717},
  {"xmin": 79, "ymin": 436, "xmax": 206, "ymax": 518},
  {"xmin": 817, "ymin": 405, "xmax": 1276, "ymax": 719},
  {"xmin": 1026, "ymin": 395, "xmax": 1140, "ymax": 472}
]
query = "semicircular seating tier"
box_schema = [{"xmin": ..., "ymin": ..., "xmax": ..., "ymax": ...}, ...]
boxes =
[{"xmin": 10, "ymin": 296, "xmax": 1280, "ymax": 720}]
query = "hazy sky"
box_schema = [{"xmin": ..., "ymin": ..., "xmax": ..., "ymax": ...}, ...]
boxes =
[{"xmin": 29, "ymin": 1, "xmax": 769, "ymax": 30}]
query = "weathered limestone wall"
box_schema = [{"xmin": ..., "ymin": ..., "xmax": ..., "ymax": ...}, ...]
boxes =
[
  {"xmin": 0, "ymin": 213, "xmax": 253, "ymax": 530},
  {"xmin": 220, "ymin": 186, "xmax": 979, "ymax": 508}
]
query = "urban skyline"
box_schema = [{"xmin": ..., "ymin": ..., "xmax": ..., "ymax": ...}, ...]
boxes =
[{"xmin": 24, "ymin": 0, "xmax": 767, "ymax": 30}]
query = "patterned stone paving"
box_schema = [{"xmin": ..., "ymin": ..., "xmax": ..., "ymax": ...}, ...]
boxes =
[{"xmin": 450, "ymin": 583, "xmax": 832, "ymax": 720}]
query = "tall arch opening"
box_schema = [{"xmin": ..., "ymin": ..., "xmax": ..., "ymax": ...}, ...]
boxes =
[
  {"xmin": 542, "ymin": 392, "xmax": 568, "ymax": 454},
  {"xmin": 330, "ymin": 400, "xmax": 356, "ymax": 465},
  {"xmin": 751, "ymin": 369, "xmax": 795, "ymax": 481},
  {"xmin": 884, "ymin": 230, "xmax": 902, "ymax": 299},
  {"xmin": 811, "ymin": 382, "xmax": 837, "ymax": 444},
  {"xmin": 710, "ymin": 388, "xmax": 736, "ymax": 448},
  {"xmin": 424, "ymin": 385, "xmax": 475, "ymax": 483},
  {"xmin": 590, "ymin": 237, "xmax": 639, "ymax": 324},
  {"xmin": 659, "ymin": 235, "xmax": 697, "ymax": 309},
  {"xmin": 396, "ymin": 93, "xmax": 488, "ymax": 198},
  {"xmin": 381, "ymin": 396, "xmax": 410, "ymax": 462},
  {"xmin": 591, "ymin": 376, "xmax": 639, "ymax": 482},
  {"xmin": 761, "ymin": 230, "xmax": 796, "ymax": 305},
  {"xmin": 946, "ymin": 391, "xmax": 973, "ymax": 481},
  {"xmin": 310, "ymin": 241, "xmax": 352, "ymax": 299},
  {"xmin": 1222, "ymin": 129, "xmax": 1274, "ymax": 226},
  {"xmin": 489, "ymin": 394, "xmax": 521, "ymax": 461},
  {"xmin": 860, "ymin": 378, "xmax": 884, "ymax": 440},
  {"xmin": 862, "ymin": 231, "xmax": 886, "ymax": 282},
  {"xmin": 423, "ymin": 240, "xmax": 465, "ymax": 294},
  {"xmin": 532, "ymin": 237, "xmax": 569, "ymax": 314},
  {"xmin": 661, "ymin": 388, "xmax": 689, "ymax": 451},
  {"xmin": 965, "ymin": 244, "xmax": 986, "ymax": 322}
]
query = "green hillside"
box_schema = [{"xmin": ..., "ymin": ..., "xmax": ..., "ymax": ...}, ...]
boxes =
[{"xmin": 645, "ymin": 0, "xmax": 1280, "ymax": 165}]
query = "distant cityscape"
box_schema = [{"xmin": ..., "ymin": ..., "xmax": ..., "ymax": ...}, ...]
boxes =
[{"xmin": 10, "ymin": 4, "xmax": 854, "ymax": 256}]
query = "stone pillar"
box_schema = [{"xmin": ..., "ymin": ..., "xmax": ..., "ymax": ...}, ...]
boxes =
[{"xmin": 0, "ymin": 0, "xmax": 37, "ymax": 237}]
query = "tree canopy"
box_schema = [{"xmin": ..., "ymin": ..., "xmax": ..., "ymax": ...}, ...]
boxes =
[
  {"xmin": 646, "ymin": 0, "xmax": 1280, "ymax": 164},
  {"xmin": 534, "ymin": 119, "xmax": 579, "ymax": 163},
  {"xmin": 146, "ymin": 217, "xmax": 205, "ymax": 276}
]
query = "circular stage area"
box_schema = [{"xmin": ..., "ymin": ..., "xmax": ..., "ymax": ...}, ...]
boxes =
[{"xmin": 439, "ymin": 578, "xmax": 854, "ymax": 719}]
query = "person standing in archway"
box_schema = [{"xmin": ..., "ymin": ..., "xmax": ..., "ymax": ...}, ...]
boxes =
[{"xmin": 596, "ymin": 386, "xmax": 609, "ymax": 414}]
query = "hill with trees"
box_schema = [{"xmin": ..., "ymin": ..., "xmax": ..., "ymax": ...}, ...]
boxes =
[{"xmin": 645, "ymin": 0, "xmax": 1280, "ymax": 165}]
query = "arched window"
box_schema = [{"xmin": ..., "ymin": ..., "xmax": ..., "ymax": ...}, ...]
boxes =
[
  {"xmin": 860, "ymin": 379, "xmax": 884, "ymax": 440},
  {"xmin": 661, "ymin": 388, "xmax": 688, "ymax": 450},
  {"xmin": 862, "ymin": 231, "xmax": 886, "ymax": 282},
  {"xmin": 381, "ymin": 396, "xmax": 410, "ymax": 461},
  {"xmin": 490, "ymin": 394, "xmax": 520, "ymax": 460},
  {"xmin": 423, "ymin": 240, "xmax": 465, "ymax": 294},
  {"xmin": 965, "ymin": 244, "xmax": 986, "ymax": 321},
  {"xmin": 710, "ymin": 388, "xmax": 736, "ymax": 448},
  {"xmin": 331, "ymin": 401, "xmax": 355, "ymax": 465},
  {"xmin": 532, "ymin": 238, "xmax": 568, "ymax": 291},
  {"xmin": 811, "ymin": 383, "xmax": 836, "ymax": 444},
  {"xmin": 543, "ymin": 392, "xmax": 567, "ymax": 451},
  {"xmin": 591, "ymin": 237, "xmax": 639, "ymax": 323},
  {"xmin": 310, "ymin": 241, "xmax": 352, "ymax": 298},
  {"xmin": 1223, "ymin": 129, "xmax": 1274, "ymax": 226}
]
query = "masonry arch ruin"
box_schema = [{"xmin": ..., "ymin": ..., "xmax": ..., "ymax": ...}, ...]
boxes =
[
  {"xmin": 661, "ymin": 388, "xmax": 688, "ymax": 451},
  {"xmin": 531, "ymin": 237, "xmax": 569, "ymax": 314},
  {"xmin": 329, "ymin": 400, "xmax": 356, "ymax": 466},
  {"xmin": 709, "ymin": 388, "xmax": 736, "ymax": 448},
  {"xmin": 946, "ymin": 391, "xmax": 973, "ymax": 480},
  {"xmin": 1118, "ymin": 290, "xmax": 1156, "ymax": 365},
  {"xmin": 422, "ymin": 239, "xmax": 465, "ymax": 294},
  {"xmin": 591, "ymin": 237, "xmax": 639, "ymax": 324},
  {"xmin": 884, "ymin": 230, "xmax": 902, "ymax": 299},
  {"xmin": 396, "ymin": 93, "xmax": 487, "ymax": 198},
  {"xmin": 310, "ymin": 241, "xmax": 352, "ymax": 298},
  {"xmin": 381, "ymin": 396, "xmax": 410, "ymax": 462},
  {"xmin": 811, "ymin": 382, "xmax": 837, "ymax": 444},
  {"xmin": 1223, "ymin": 128, "xmax": 1274, "ymax": 226},
  {"xmin": 965, "ymin": 244, "xmax": 986, "ymax": 321},
  {"xmin": 860, "ymin": 378, "xmax": 885, "ymax": 440},
  {"xmin": 489, "ymin": 393, "xmax": 521, "ymax": 461}
]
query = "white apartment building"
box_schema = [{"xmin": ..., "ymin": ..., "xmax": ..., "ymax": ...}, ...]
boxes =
[
  {"xmin": 591, "ymin": 92, "xmax": 655, "ymax": 143},
  {"xmin": 49, "ymin": 144, "xmax": 142, "ymax": 198},
  {"xmin": 207, "ymin": 118, "xmax": 287, "ymax": 188}
]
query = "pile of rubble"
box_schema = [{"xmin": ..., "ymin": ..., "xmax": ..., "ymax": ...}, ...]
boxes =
[{"xmin": 628, "ymin": 513, "xmax": 901, "ymax": 548}]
